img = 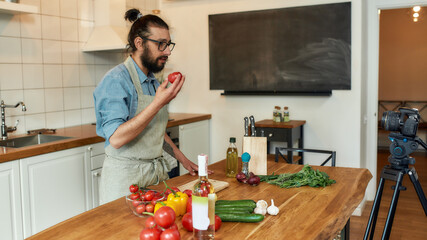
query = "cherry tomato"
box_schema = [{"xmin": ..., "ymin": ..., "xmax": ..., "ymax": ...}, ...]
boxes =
[
  {"xmin": 136, "ymin": 204, "xmax": 146, "ymax": 214},
  {"xmin": 145, "ymin": 191, "xmax": 155, "ymax": 201},
  {"xmin": 145, "ymin": 216, "xmax": 157, "ymax": 229},
  {"xmin": 130, "ymin": 193, "xmax": 140, "ymax": 200},
  {"xmin": 167, "ymin": 72, "xmax": 182, "ymax": 84},
  {"xmin": 154, "ymin": 206, "xmax": 176, "ymax": 228},
  {"xmin": 140, "ymin": 228, "xmax": 161, "ymax": 240},
  {"xmin": 181, "ymin": 212, "xmax": 193, "ymax": 232},
  {"xmin": 214, "ymin": 215, "xmax": 222, "ymax": 231},
  {"xmin": 164, "ymin": 187, "xmax": 180, "ymax": 197},
  {"xmin": 167, "ymin": 223, "xmax": 178, "ymax": 231},
  {"xmin": 133, "ymin": 200, "xmax": 142, "ymax": 207},
  {"xmin": 145, "ymin": 203, "xmax": 154, "ymax": 213},
  {"xmin": 183, "ymin": 189, "xmax": 192, "ymax": 197},
  {"xmin": 160, "ymin": 229, "xmax": 180, "ymax": 240},
  {"xmin": 129, "ymin": 184, "xmax": 139, "ymax": 193},
  {"xmin": 186, "ymin": 196, "xmax": 192, "ymax": 213}
]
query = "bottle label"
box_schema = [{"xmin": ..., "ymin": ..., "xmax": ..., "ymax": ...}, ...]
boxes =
[{"xmin": 192, "ymin": 196, "xmax": 210, "ymax": 230}]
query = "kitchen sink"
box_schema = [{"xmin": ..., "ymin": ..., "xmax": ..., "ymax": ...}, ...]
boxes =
[{"xmin": 0, "ymin": 134, "xmax": 72, "ymax": 148}]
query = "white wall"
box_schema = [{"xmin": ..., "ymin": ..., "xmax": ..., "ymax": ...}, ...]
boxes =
[{"xmin": 161, "ymin": 0, "xmax": 363, "ymax": 169}]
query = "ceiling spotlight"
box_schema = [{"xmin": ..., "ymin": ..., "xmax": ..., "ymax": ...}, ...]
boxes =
[
  {"xmin": 413, "ymin": 6, "xmax": 421, "ymax": 12},
  {"xmin": 413, "ymin": 17, "xmax": 419, "ymax": 22},
  {"xmin": 413, "ymin": 12, "xmax": 420, "ymax": 18}
]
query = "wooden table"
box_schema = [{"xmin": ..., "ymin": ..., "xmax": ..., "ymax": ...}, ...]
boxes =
[
  {"xmin": 255, "ymin": 120, "xmax": 306, "ymax": 164},
  {"xmin": 27, "ymin": 156, "xmax": 372, "ymax": 240}
]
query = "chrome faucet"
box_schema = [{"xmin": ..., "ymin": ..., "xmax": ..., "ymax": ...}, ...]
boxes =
[{"xmin": 1, "ymin": 100, "xmax": 27, "ymax": 140}]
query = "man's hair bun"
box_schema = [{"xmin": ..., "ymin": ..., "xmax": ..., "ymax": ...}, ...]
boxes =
[{"xmin": 124, "ymin": 8, "xmax": 142, "ymax": 23}]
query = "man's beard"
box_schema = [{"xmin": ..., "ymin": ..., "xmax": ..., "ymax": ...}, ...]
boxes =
[{"xmin": 141, "ymin": 46, "xmax": 167, "ymax": 73}]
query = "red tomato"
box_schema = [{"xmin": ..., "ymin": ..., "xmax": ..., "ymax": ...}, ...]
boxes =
[
  {"xmin": 186, "ymin": 196, "xmax": 192, "ymax": 213},
  {"xmin": 136, "ymin": 204, "xmax": 146, "ymax": 214},
  {"xmin": 160, "ymin": 229, "xmax": 180, "ymax": 240},
  {"xmin": 140, "ymin": 228, "xmax": 161, "ymax": 240},
  {"xmin": 167, "ymin": 72, "xmax": 182, "ymax": 84},
  {"xmin": 145, "ymin": 216, "xmax": 157, "ymax": 229},
  {"xmin": 129, "ymin": 184, "xmax": 139, "ymax": 193},
  {"xmin": 214, "ymin": 215, "xmax": 222, "ymax": 231},
  {"xmin": 133, "ymin": 200, "xmax": 142, "ymax": 207},
  {"xmin": 145, "ymin": 204, "xmax": 154, "ymax": 213},
  {"xmin": 154, "ymin": 206, "xmax": 176, "ymax": 228},
  {"xmin": 183, "ymin": 189, "xmax": 192, "ymax": 197},
  {"xmin": 164, "ymin": 187, "xmax": 180, "ymax": 197},
  {"xmin": 130, "ymin": 193, "xmax": 140, "ymax": 200},
  {"xmin": 181, "ymin": 212, "xmax": 193, "ymax": 232},
  {"xmin": 167, "ymin": 223, "xmax": 178, "ymax": 231},
  {"xmin": 145, "ymin": 191, "xmax": 155, "ymax": 201}
]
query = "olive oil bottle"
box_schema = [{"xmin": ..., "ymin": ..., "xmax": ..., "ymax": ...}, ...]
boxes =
[{"xmin": 226, "ymin": 137, "xmax": 238, "ymax": 177}]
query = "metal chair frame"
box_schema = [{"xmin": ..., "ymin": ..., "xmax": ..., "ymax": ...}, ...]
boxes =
[{"xmin": 275, "ymin": 147, "xmax": 336, "ymax": 167}]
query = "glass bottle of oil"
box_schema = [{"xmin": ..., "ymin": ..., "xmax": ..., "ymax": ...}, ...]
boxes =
[
  {"xmin": 192, "ymin": 154, "xmax": 215, "ymax": 240},
  {"xmin": 226, "ymin": 137, "xmax": 238, "ymax": 177}
]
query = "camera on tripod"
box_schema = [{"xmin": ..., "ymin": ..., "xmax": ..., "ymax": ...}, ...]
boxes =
[
  {"xmin": 381, "ymin": 107, "xmax": 420, "ymax": 164},
  {"xmin": 364, "ymin": 107, "xmax": 427, "ymax": 240},
  {"xmin": 381, "ymin": 107, "xmax": 419, "ymax": 137}
]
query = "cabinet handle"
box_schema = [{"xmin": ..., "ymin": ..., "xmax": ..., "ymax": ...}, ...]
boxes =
[
  {"xmin": 268, "ymin": 133, "xmax": 273, "ymax": 137},
  {"xmin": 180, "ymin": 126, "xmax": 184, "ymax": 130},
  {"xmin": 93, "ymin": 172, "xmax": 101, "ymax": 177},
  {"xmin": 87, "ymin": 146, "xmax": 93, "ymax": 151}
]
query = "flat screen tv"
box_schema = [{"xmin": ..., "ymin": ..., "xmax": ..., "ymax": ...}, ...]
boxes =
[{"xmin": 209, "ymin": 2, "xmax": 351, "ymax": 96}]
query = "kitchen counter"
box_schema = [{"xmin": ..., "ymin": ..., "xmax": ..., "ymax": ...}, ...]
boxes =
[
  {"xmin": 27, "ymin": 156, "xmax": 372, "ymax": 240},
  {"xmin": 0, "ymin": 113, "xmax": 211, "ymax": 163}
]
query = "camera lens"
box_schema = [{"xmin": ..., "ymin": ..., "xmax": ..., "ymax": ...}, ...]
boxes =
[{"xmin": 381, "ymin": 111, "xmax": 400, "ymax": 131}]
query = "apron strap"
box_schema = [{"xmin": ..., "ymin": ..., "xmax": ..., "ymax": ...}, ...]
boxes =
[{"xmin": 124, "ymin": 56, "xmax": 144, "ymax": 96}]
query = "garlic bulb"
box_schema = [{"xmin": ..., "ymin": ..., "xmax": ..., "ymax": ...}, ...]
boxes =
[
  {"xmin": 267, "ymin": 199, "xmax": 279, "ymax": 215},
  {"xmin": 256, "ymin": 200, "xmax": 268, "ymax": 209},
  {"xmin": 254, "ymin": 206, "xmax": 267, "ymax": 215}
]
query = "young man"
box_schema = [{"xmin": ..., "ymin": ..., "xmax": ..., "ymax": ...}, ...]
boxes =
[{"xmin": 94, "ymin": 10, "xmax": 201, "ymax": 204}]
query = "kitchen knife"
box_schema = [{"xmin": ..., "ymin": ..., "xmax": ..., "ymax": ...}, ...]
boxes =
[
  {"xmin": 244, "ymin": 117, "xmax": 249, "ymax": 136},
  {"xmin": 249, "ymin": 115, "xmax": 256, "ymax": 136}
]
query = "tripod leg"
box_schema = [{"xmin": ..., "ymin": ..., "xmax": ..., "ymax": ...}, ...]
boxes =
[
  {"xmin": 408, "ymin": 168, "xmax": 427, "ymax": 215},
  {"xmin": 364, "ymin": 177, "xmax": 385, "ymax": 240},
  {"xmin": 381, "ymin": 171, "xmax": 404, "ymax": 240}
]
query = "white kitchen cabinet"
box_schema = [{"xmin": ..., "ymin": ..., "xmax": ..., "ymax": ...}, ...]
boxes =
[
  {"xmin": 178, "ymin": 120, "xmax": 210, "ymax": 175},
  {"xmin": 20, "ymin": 146, "xmax": 90, "ymax": 238},
  {"xmin": 0, "ymin": 161, "xmax": 23, "ymax": 240},
  {"xmin": 85, "ymin": 142, "xmax": 105, "ymax": 209}
]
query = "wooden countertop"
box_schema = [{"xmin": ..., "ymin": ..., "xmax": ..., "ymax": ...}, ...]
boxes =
[
  {"xmin": 255, "ymin": 119, "xmax": 306, "ymax": 129},
  {"xmin": 0, "ymin": 113, "xmax": 211, "ymax": 163},
  {"xmin": 27, "ymin": 156, "xmax": 372, "ymax": 240}
]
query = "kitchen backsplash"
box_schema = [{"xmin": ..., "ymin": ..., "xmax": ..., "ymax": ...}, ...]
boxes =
[{"xmin": 0, "ymin": 0, "xmax": 149, "ymax": 136}]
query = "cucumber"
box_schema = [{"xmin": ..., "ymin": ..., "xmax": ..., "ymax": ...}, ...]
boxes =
[
  {"xmin": 215, "ymin": 210, "xmax": 250, "ymax": 215},
  {"xmin": 214, "ymin": 206, "xmax": 254, "ymax": 213},
  {"xmin": 216, "ymin": 213, "xmax": 264, "ymax": 223},
  {"xmin": 215, "ymin": 200, "xmax": 256, "ymax": 209}
]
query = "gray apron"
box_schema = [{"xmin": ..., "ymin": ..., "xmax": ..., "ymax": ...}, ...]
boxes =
[{"xmin": 99, "ymin": 56, "xmax": 177, "ymax": 204}]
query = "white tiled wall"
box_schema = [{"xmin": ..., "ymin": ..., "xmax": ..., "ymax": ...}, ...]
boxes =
[{"xmin": 0, "ymin": 0, "xmax": 125, "ymax": 136}]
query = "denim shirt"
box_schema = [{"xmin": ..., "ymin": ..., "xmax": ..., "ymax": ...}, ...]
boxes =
[{"xmin": 93, "ymin": 58, "xmax": 160, "ymax": 147}]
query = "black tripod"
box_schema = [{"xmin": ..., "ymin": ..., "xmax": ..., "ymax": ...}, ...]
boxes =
[{"xmin": 364, "ymin": 135, "xmax": 427, "ymax": 240}]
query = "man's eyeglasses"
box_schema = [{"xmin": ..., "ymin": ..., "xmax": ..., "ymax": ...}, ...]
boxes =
[{"xmin": 139, "ymin": 36, "xmax": 175, "ymax": 52}]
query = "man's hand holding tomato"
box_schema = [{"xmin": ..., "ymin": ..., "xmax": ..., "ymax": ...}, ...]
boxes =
[{"xmin": 153, "ymin": 72, "xmax": 185, "ymax": 110}]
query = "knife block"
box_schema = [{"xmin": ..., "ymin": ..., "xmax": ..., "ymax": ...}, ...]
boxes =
[{"xmin": 242, "ymin": 136, "xmax": 267, "ymax": 175}]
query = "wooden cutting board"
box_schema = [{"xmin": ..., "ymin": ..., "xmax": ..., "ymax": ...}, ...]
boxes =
[{"xmin": 178, "ymin": 179, "xmax": 230, "ymax": 192}]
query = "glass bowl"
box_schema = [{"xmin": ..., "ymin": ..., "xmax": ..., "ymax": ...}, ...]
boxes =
[{"xmin": 125, "ymin": 190, "xmax": 166, "ymax": 217}]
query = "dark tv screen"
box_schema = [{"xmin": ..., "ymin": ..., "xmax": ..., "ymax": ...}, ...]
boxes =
[{"xmin": 209, "ymin": 2, "xmax": 351, "ymax": 95}]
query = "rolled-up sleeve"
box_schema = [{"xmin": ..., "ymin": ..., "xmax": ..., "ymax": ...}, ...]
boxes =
[{"xmin": 94, "ymin": 65, "xmax": 134, "ymax": 146}]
